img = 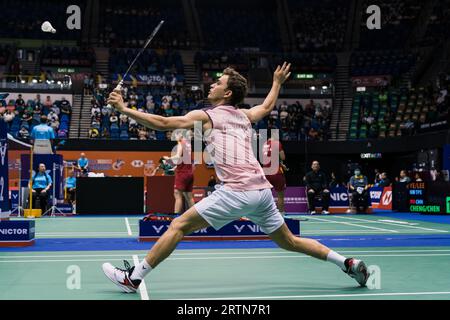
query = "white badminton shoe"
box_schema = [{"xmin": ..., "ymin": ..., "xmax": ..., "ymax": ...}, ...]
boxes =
[
  {"xmin": 344, "ymin": 258, "xmax": 369, "ymax": 287},
  {"xmin": 102, "ymin": 260, "xmax": 141, "ymax": 293}
]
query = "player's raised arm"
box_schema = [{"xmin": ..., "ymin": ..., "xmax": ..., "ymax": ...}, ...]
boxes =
[
  {"xmin": 107, "ymin": 91, "xmax": 210, "ymax": 131},
  {"xmin": 242, "ymin": 62, "xmax": 291, "ymax": 123}
]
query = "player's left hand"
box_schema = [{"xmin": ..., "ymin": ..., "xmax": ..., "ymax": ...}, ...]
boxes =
[{"xmin": 273, "ymin": 62, "xmax": 291, "ymax": 85}]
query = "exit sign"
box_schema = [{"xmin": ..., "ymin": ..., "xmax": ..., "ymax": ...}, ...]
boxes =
[
  {"xmin": 296, "ymin": 73, "xmax": 314, "ymax": 79},
  {"xmin": 446, "ymin": 196, "xmax": 450, "ymax": 214}
]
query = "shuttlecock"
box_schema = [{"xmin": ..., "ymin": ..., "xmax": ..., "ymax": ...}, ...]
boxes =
[{"xmin": 41, "ymin": 21, "xmax": 56, "ymax": 34}]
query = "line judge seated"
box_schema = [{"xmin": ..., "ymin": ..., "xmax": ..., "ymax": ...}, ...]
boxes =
[
  {"xmin": 304, "ymin": 160, "xmax": 330, "ymax": 215},
  {"xmin": 30, "ymin": 163, "xmax": 52, "ymax": 212}
]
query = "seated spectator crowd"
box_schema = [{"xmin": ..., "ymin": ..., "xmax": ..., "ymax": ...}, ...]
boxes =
[{"xmin": 0, "ymin": 94, "xmax": 71, "ymax": 139}]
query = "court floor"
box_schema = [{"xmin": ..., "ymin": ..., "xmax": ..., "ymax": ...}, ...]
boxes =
[{"xmin": 1, "ymin": 213, "xmax": 450, "ymax": 300}]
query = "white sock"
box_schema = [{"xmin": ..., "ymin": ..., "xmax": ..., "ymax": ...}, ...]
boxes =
[
  {"xmin": 326, "ymin": 250, "xmax": 347, "ymax": 270},
  {"xmin": 130, "ymin": 259, "xmax": 152, "ymax": 281}
]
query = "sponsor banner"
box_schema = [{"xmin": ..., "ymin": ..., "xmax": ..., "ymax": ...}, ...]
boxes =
[
  {"xmin": 369, "ymin": 186, "xmax": 384, "ymax": 208},
  {"xmin": 10, "ymin": 190, "xmax": 19, "ymax": 209},
  {"xmin": 56, "ymin": 203, "xmax": 73, "ymax": 214},
  {"xmin": 111, "ymin": 74, "xmax": 184, "ymax": 85},
  {"xmin": 351, "ymin": 75, "xmax": 391, "ymax": 87},
  {"xmin": 0, "ymin": 220, "xmax": 35, "ymax": 242},
  {"xmin": 273, "ymin": 186, "xmax": 392, "ymax": 213},
  {"xmin": 418, "ymin": 120, "xmax": 448, "ymax": 134},
  {"xmin": 378, "ymin": 186, "xmax": 393, "ymax": 210},
  {"xmin": 11, "ymin": 151, "xmax": 214, "ymax": 187},
  {"xmin": 139, "ymin": 218, "xmax": 299, "ymax": 241}
]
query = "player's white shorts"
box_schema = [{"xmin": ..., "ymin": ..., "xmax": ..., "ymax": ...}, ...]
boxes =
[{"xmin": 194, "ymin": 187, "xmax": 284, "ymax": 234}]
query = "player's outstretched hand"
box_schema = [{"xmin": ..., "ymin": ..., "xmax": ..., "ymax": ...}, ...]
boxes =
[
  {"xmin": 273, "ymin": 62, "xmax": 291, "ymax": 85},
  {"xmin": 107, "ymin": 91, "xmax": 125, "ymax": 112}
]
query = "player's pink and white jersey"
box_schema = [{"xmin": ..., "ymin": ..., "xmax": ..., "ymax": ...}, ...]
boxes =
[{"xmin": 204, "ymin": 105, "xmax": 272, "ymax": 191}]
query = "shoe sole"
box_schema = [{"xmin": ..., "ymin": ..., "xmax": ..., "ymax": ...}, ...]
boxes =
[
  {"xmin": 102, "ymin": 263, "xmax": 137, "ymax": 293},
  {"xmin": 354, "ymin": 260, "xmax": 369, "ymax": 287}
]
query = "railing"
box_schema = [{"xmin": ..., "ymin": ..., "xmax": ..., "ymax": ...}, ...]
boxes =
[{"xmin": 0, "ymin": 75, "xmax": 72, "ymax": 90}]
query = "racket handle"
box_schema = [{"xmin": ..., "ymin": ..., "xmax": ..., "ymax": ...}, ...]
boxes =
[{"xmin": 106, "ymin": 82, "xmax": 123, "ymax": 110}]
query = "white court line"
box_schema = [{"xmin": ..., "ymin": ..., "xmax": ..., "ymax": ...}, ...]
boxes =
[
  {"xmin": 132, "ymin": 255, "xmax": 149, "ymax": 300},
  {"xmin": 378, "ymin": 219, "xmax": 418, "ymax": 225},
  {"xmin": 125, "ymin": 218, "xmax": 132, "ymax": 236},
  {"xmin": 178, "ymin": 291, "xmax": 450, "ymax": 300},
  {"xmin": 3, "ymin": 249, "xmax": 450, "ymax": 259},
  {"xmin": 334, "ymin": 216, "xmax": 449, "ymax": 233},
  {"xmin": 2, "ymin": 253, "xmax": 450, "ymax": 263},
  {"xmin": 37, "ymin": 232, "xmax": 127, "ymax": 234},
  {"xmin": 307, "ymin": 216, "xmax": 398, "ymax": 233}
]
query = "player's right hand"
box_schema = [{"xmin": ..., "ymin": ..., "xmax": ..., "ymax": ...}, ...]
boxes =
[{"xmin": 107, "ymin": 91, "xmax": 125, "ymax": 112}]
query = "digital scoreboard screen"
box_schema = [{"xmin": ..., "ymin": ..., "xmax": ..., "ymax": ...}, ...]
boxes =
[{"xmin": 407, "ymin": 182, "xmax": 450, "ymax": 214}]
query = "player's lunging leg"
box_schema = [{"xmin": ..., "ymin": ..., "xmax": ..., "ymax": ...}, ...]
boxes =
[
  {"xmin": 269, "ymin": 223, "xmax": 369, "ymax": 286},
  {"xmin": 102, "ymin": 207, "xmax": 210, "ymax": 293}
]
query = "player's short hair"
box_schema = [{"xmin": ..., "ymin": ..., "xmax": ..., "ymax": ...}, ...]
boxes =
[{"xmin": 223, "ymin": 67, "xmax": 247, "ymax": 106}]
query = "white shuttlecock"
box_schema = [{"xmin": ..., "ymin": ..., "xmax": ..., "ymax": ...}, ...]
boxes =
[{"xmin": 41, "ymin": 21, "xmax": 56, "ymax": 34}]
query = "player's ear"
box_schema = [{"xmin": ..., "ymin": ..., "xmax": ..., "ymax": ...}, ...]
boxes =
[{"xmin": 224, "ymin": 89, "xmax": 232, "ymax": 100}]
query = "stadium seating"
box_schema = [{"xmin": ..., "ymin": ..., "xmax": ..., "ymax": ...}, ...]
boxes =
[
  {"xmin": 348, "ymin": 85, "xmax": 448, "ymax": 140},
  {"xmin": 288, "ymin": 0, "xmax": 349, "ymax": 51}
]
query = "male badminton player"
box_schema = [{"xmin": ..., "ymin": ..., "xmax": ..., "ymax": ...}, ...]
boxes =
[{"xmin": 102, "ymin": 62, "xmax": 369, "ymax": 293}]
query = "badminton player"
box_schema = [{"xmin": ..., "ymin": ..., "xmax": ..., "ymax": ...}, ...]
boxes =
[
  {"xmin": 262, "ymin": 130, "xmax": 287, "ymax": 216},
  {"xmin": 102, "ymin": 63, "xmax": 369, "ymax": 293},
  {"xmin": 163, "ymin": 130, "xmax": 195, "ymax": 214}
]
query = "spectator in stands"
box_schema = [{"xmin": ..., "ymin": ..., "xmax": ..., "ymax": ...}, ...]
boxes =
[
  {"xmin": 3, "ymin": 109, "xmax": 15, "ymax": 127},
  {"xmin": 304, "ymin": 161, "xmax": 330, "ymax": 215},
  {"xmin": 31, "ymin": 163, "xmax": 52, "ymax": 212},
  {"xmin": 110, "ymin": 112, "xmax": 119, "ymax": 125},
  {"xmin": 414, "ymin": 172, "xmax": 423, "ymax": 182},
  {"xmin": 396, "ymin": 170, "xmax": 411, "ymax": 183},
  {"xmin": 91, "ymin": 104, "xmax": 100, "ymax": 117},
  {"xmin": 47, "ymin": 109, "xmax": 58, "ymax": 122},
  {"xmin": 138, "ymin": 127, "xmax": 148, "ymax": 140},
  {"xmin": 89, "ymin": 128, "xmax": 99, "ymax": 138},
  {"xmin": 148, "ymin": 130, "xmax": 156, "ymax": 140},
  {"xmin": 44, "ymin": 96, "xmax": 52, "ymax": 109},
  {"xmin": 18, "ymin": 126, "xmax": 30, "ymax": 139},
  {"xmin": 119, "ymin": 113, "xmax": 128, "ymax": 126},
  {"xmin": 49, "ymin": 115, "xmax": 59, "ymax": 132},
  {"xmin": 60, "ymin": 97, "xmax": 71, "ymax": 116},
  {"xmin": 376, "ymin": 172, "xmax": 391, "ymax": 187},
  {"xmin": 77, "ymin": 153, "xmax": 89, "ymax": 176},
  {"xmin": 15, "ymin": 94, "xmax": 25, "ymax": 108},
  {"xmin": 83, "ymin": 75, "xmax": 90, "ymax": 95},
  {"xmin": 65, "ymin": 169, "xmax": 76, "ymax": 207},
  {"xmin": 22, "ymin": 110, "xmax": 32, "ymax": 126},
  {"xmin": 51, "ymin": 103, "xmax": 60, "ymax": 116},
  {"xmin": 329, "ymin": 172, "xmax": 341, "ymax": 189},
  {"xmin": 35, "ymin": 94, "xmax": 42, "ymax": 107}
]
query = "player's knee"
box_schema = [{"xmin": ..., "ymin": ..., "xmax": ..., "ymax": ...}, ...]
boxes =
[{"xmin": 169, "ymin": 217, "xmax": 190, "ymax": 235}]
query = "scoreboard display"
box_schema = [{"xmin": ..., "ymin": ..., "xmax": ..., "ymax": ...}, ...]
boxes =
[{"xmin": 407, "ymin": 182, "xmax": 450, "ymax": 214}]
